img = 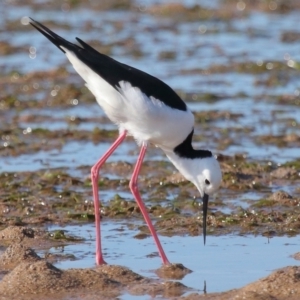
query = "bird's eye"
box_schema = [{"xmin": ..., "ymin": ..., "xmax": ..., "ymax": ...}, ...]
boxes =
[{"xmin": 205, "ymin": 179, "xmax": 210, "ymax": 185}]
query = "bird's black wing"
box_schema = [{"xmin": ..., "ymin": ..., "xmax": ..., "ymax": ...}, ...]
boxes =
[{"xmin": 30, "ymin": 19, "xmax": 187, "ymax": 111}]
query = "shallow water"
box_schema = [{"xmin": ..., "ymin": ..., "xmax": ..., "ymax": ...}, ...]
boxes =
[
  {"xmin": 1, "ymin": 140, "xmax": 136, "ymax": 172},
  {"xmin": 46, "ymin": 223, "xmax": 300, "ymax": 294}
]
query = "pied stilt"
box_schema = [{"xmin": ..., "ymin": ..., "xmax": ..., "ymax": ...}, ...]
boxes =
[{"xmin": 30, "ymin": 19, "xmax": 222, "ymax": 266}]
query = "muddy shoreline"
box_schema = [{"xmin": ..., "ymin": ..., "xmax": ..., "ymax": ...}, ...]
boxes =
[{"xmin": 1, "ymin": 226, "xmax": 300, "ymax": 299}]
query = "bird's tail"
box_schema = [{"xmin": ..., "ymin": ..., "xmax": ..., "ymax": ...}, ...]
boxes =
[{"xmin": 30, "ymin": 18, "xmax": 79, "ymax": 54}]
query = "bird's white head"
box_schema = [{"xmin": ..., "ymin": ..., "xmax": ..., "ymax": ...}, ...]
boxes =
[
  {"xmin": 166, "ymin": 152, "xmax": 222, "ymax": 244},
  {"xmin": 192, "ymin": 156, "xmax": 222, "ymax": 198}
]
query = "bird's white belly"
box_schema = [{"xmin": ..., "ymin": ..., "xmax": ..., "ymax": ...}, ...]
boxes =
[
  {"xmin": 105, "ymin": 81, "xmax": 194, "ymax": 149},
  {"xmin": 121, "ymin": 107, "xmax": 193, "ymax": 149}
]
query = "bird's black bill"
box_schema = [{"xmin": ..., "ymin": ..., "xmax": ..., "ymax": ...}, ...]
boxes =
[{"xmin": 202, "ymin": 193, "xmax": 209, "ymax": 245}]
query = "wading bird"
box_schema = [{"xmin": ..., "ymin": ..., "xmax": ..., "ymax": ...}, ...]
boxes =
[{"xmin": 30, "ymin": 19, "xmax": 222, "ymax": 265}]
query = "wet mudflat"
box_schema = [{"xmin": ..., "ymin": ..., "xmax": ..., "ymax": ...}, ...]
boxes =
[{"xmin": 1, "ymin": 0, "xmax": 300, "ymax": 299}]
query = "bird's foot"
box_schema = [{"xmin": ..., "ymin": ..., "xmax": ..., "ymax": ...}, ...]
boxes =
[{"xmin": 96, "ymin": 255, "xmax": 107, "ymax": 265}]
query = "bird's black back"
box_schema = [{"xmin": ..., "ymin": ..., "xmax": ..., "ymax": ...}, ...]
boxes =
[{"xmin": 30, "ymin": 19, "xmax": 187, "ymax": 112}]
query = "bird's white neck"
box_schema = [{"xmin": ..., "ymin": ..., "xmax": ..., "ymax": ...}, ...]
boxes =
[{"xmin": 164, "ymin": 150, "xmax": 198, "ymax": 184}]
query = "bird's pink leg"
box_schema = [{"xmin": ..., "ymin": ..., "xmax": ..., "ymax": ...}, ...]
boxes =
[
  {"xmin": 129, "ymin": 143, "xmax": 170, "ymax": 265},
  {"xmin": 91, "ymin": 131, "xmax": 127, "ymax": 265}
]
